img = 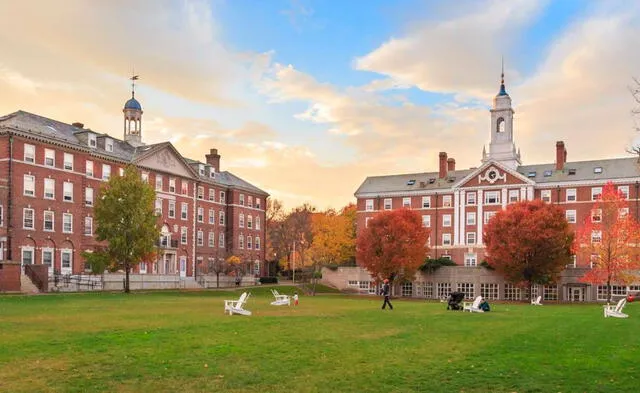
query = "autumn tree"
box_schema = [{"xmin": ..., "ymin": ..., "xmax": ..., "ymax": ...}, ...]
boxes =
[
  {"xmin": 285, "ymin": 203, "xmax": 315, "ymax": 274},
  {"xmin": 356, "ymin": 209, "xmax": 430, "ymax": 283},
  {"xmin": 93, "ymin": 165, "xmax": 159, "ymax": 293},
  {"xmin": 575, "ymin": 182, "xmax": 640, "ymax": 302},
  {"xmin": 484, "ymin": 200, "xmax": 573, "ymax": 299},
  {"xmin": 629, "ymin": 77, "xmax": 640, "ymax": 157}
]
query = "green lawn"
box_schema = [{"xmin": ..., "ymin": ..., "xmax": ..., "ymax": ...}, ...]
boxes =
[{"xmin": 0, "ymin": 287, "xmax": 638, "ymax": 393}]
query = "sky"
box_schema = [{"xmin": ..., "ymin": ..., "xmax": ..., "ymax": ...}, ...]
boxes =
[{"xmin": 1, "ymin": 0, "xmax": 639, "ymax": 211}]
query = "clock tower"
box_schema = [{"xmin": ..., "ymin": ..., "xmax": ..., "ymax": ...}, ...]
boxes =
[{"xmin": 482, "ymin": 65, "xmax": 521, "ymax": 169}]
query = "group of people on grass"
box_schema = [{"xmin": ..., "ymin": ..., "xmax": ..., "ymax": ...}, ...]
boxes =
[{"xmin": 380, "ymin": 278, "xmax": 490, "ymax": 311}]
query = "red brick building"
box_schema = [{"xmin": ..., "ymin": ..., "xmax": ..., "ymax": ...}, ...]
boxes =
[
  {"xmin": 354, "ymin": 74, "xmax": 640, "ymax": 301},
  {"xmin": 0, "ymin": 88, "xmax": 268, "ymax": 288}
]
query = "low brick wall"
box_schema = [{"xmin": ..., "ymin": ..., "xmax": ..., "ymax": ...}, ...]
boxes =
[{"xmin": 0, "ymin": 262, "xmax": 21, "ymax": 292}]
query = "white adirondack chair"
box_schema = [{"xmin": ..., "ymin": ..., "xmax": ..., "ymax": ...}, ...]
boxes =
[
  {"xmin": 270, "ymin": 289, "xmax": 291, "ymax": 306},
  {"xmin": 463, "ymin": 296, "xmax": 484, "ymax": 313},
  {"xmin": 531, "ymin": 296, "xmax": 543, "ymax": 306},
  {"xmin": 224, "ymin": 292, "xmax": 252, "ymax": 316},
  {"xmin": 604, "ymin": 298, "xmax": 628, "ymax": 318}
]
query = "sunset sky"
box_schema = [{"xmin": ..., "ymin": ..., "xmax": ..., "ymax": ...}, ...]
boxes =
[{"xmin": 1, "ymin": 0, "xmax": 639, "ymax": 210}]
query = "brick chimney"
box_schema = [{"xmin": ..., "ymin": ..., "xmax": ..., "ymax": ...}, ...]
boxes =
[
  {"xmin": 72, "ymin": 122, "xmax": 84, "ymax": 129},
  {"xmin": 555, "ymin": 141, "xmax": 566, "ymax": 171},
  {"xmin": 447, "ymin": 158, "xmax": 456, "ymax": 172},
  {"xmin": 439, "ymin": 152, "xmax": 448, "ymax": 179},
  {"xmin": 205, "ymin": 148, "xmax": 221, "ymax": 172}
]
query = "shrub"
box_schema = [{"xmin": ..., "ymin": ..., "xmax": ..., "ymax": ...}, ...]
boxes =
[
  {"xmin": 259, "ymin": 276, "xmax": 278, "ymax": 284},
  {"xmin": 419, "ymin": 257, "xmax": 457, "ymax": 273}
]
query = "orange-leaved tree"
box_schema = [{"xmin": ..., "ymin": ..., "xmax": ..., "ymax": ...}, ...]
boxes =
[
  {"xmin": 575, "ymin": 182, "xmax": 640, "ymax": 302},
  {"xmin": 484, "ymin": 200, "xmax": 573, "ymax": 298},
  {"xmin": 356, "ymin": 209, "xmax": 430, "ymax": 283}
]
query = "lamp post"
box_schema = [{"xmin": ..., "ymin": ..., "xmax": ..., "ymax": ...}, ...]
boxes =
[{"xmin": 292, "ymin": 240, "xmax": 296, "ymax": 285}]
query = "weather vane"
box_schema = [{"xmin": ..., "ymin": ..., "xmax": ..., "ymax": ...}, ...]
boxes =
[{"xmin": 130, "ymin": 69, "xmax": 140, "ymax": 98}]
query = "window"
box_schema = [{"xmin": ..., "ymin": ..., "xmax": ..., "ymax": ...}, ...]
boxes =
[
  {"xmin": 365, "ymin": 199, "xmax": 374, "ymax": 211},
  {"xmin": 247, "ymin": 216, "xmax": 253, "ymax": 229},
  {"xmin": 199, "ymin": 164, "xmax": 205, "ymax": 176},
  {"xmin": 219, "ymin": 211, "xmax": 225, "ymax": 225},
  {"xmin": 543, "ymin": 285, "xmax": 558, "ymax": 301},
  {"xmin": 44, "ymin": 149, "xmax": 55, "ymax": 167},
  {"xmin": 23, "ymin": 208, "xmax": 34, "ymax": 229},
  {"xmin": 443, "ymin": 214, "xmax": 451, "ymax": 227},
  {"xmin": 22, "ymin": 247, "xmax": 34, "ymax": 265},
  {"xmin": 239, "ymin": 234, "xmax": 244, "ymax": 249},
  {"xmin": 442, "ymin": 195, "xmax": 452, "ymax": 207},
  {"xmin": 248, "ymin": 196, "xmax": 253, "ymax": 207},
  {"xmin": 591, "ymin": 209, "xmax": 602, "ymax": 223},
  {"xmin": 181, "ymin": 203, "xmax": 188, "ymax": 220},
  {"xmin": 197, "ymin": 186, "xmax": 204, "ymax": 199},
  {"xmin": 484, "ymin": 211, "xmax": 497, "ymax": 224},
  {"xmin": 208, "ymin": 232, "xmax": 215, "ymax": 247},
  {"xmin": 401, "ymin": 282, "xmax": 413, "ymax": 297},
  {"xmin": 591, "ymin": 187, "xmax": 602, "ymax": 201},
  {"xmin": 84, "ymin": 216, "xmax": 93, "ymax": 235},
  {"xmin": 422, "ymin": 196, "xmax": 431, "ymax": 208},
  {"xmin": 63, "ymin": 153, "xmax": 74, "ymax": 171},
  {"xmin": 591, "ymin": 230, "xmax": 602, "ymax": 244},
  {"xmin": 484, "ymin": 191, "xmax": 499, "ymax": 205},
  {"xmin": 155, "ymin": 199, "xmax": 162, "ymax": 215},
  {"xmin": 422, "ymin": 215, "xmax": 431, "ymax": 228},
  {"xmin": 567, "ymin": 255, "xmax": 577, "ymax": 268},
  {"xmin": 105, "ymin": 139, "xmax": 113, "ymax": 152},
  {"xmin": 0, "ymin": 205, "xmax": 3, "ymax": 227},
  {"xmin": 442, "ymin": 233, "xmax": 452, "ymax": 245},
  {"xmin": 465, "ymin": 253, "xmax": 477, "ymax": 267},
  {"xmin": 461, "ymin": 193, "xmax": 474, "ymax": 208},
  {"xmin": 86, "ymin": 160, "xmax": 94, "ymax": 177},
  {"xmin": 466, "ymin": 212, "xmax": 476, "ymax": 226},
  {"xmin": 457, "ymin": 283, "xmax": 474, "ymax": 299},
  {"xmin": 44, "ymin": 178, "xmax": 55, "ymax": 199},
  {"xmin": 437, "ymin": 283, "xmax": 452, "ymax": 298},
  {"xmin": 466, "ymin": 232, "xmax": 476, "ymax": 245},
  {"xmin": 365, "ymin": 217, "xmax": 371, "ymax": 228},
  {"xmin": 197, "ymin": 230, "xmax": 204, "ymax": 246},
  {"xmin": 209, "ymin": 209, "xmax": 215, "ymax": 224},
  {"xmin": 384, "ymin": 198, "xmax": 392, "ymax": 210},
  {"xmin": 43, "ymin": 210, "xmax": 54, "ymax": 231},
  {"xmin": 239, "ymin": 213, "xmax": 245, "ymax": 228},
  {"xmin": 24, "ymin": 175, "xmax": 35, "ymax": 196},
  {"xmin": 247, "ymin": 236, "xmax": 252, "ymax": 249},
  {"xmin": 565, "ymin": 210, "xmax": 576, "ymax": 224},
  {"xmin": 169, "ymin": 178, "xmax": 176, "ymax": 193},
  {"xmin": 256, "ymin": 216, "xmax": 261, "ymax": 230},
  {"xmin": 620, "ymin": 208, "xmax": 630, "ymax": 219},
  {"xmin": 168, "ymin": 200, "xmax": 176, "ymax": 218},
  {"xmin": 42, "ymin": 249, "xmax": 53, "ymax": 270},
  {"xmin": 527, "ymin": 171, "xmax": 536, "ymax": 178},
  {"xmin": 62, "ymin": 213, "xmax": 73, "ymax": 233},
  {"xmin": 88, "ymin": 134, "xmax": 97, "ymax": 148},
  {"xmin": 208, "ymin": 188, "xmax": 215, "ymax": 201},
  {"xmin": 85, "ymin": 187, "xmax": 94, "ymax": 206},
  {"xmin": 618, "ymin": 186, "xmax": 629, "ymax": 200},
  {"xmin": 181, "ymin": 227, "xmax": 188, "ymax": 244},
  {"xmin": 543, "ymin": 170, "xmax": 552, "ymax": 177},
  {"xmin": 416, "ymin": 282, "xmax": 434, "ymax": 298},
  {"xmin": 504, "ymin": 284, "xmax": 522, "ymax": 301},
  {"xmin": 219, "ymin": 232, "xmax": 225, "ymax": 248},
  {"xmin": 541, "ymin": 190, "xmax": 551, "ymax": 203},
  {"xmin": 219, "ymin": 191, "xmax": 225, "ymax": 203},
  {"xmin": 566, "ymin": 188, "xmax": 576, "ymax": 202},
  {"xmin": 181, "ymin": 181, "xmax": 189, "ymax": 195},
  {"xmin": 24, "ymin": 144, "xmax": 35, "ymax": 163},
  {"xmin": 508, "ymin": 189, "xmax": 519, "ymax": 203},
  {"xmin": 240, "ymin": 194, "xmax": 245, "ymax": 206},
  {"xmin": 593, "ymin": 167, "xmax": 603, "ymax": 174},
  {"xmin": 63, "ymin": 182, "xmax": 73, "ymax": 202},
  {"xmin": 402, "ymin": 197, "xmax": 411, "ymax": 208},
  {"xmin": 197, "ymin": 207, "xmax": 204, "ymax": 223},
  {"xmin": 155, "ymin": 175, "xmax": 163, "ymax": 191},
  {"xmin": 102, "ymin": 164, "xmax": 111, "ymax": 180},
  {"xmin": 61, "ymin": 249, "xmax": 72, "ymax": 271},
  {"xmin": 481, "ymin": 284, "xmax": 499, "ymax": 300},
  {"xmin": 256, "ymin": 198, "xmax": 261, "ymax": 209}
]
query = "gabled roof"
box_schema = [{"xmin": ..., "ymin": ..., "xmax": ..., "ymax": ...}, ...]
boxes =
[
  {"xmin": 457, "ymin": 159, "xmax": 535, "ymax": 188},
  {"xmin": 184, "ymin": 157, "xmax": 269, "ymax": 196},
  {"xmin": 355, "ymin": 169, "xmax": 473, "ymax": 196}
]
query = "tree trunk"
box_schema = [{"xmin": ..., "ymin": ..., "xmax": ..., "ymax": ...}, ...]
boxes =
[
  {"xmin": 216, "ymin": 272, "xmax": 220, "ymax": 288},
  {"xmin": 607, "ymin": 278, "xmax": 612, "ymax": 303},
  {"xmin": 124, "ymin": 263, "xmax": 131, "ymax": 293},
  {"xmin": 529, "ymin": 281, "xmax": 533, "ymax": 304}
]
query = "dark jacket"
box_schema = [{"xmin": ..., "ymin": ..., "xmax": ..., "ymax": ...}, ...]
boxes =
[{"xmin": 382, "ymin": 283, "xmax": 390, "ymax": 296}]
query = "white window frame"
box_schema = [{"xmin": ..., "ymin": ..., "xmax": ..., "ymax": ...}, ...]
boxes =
[
  {"xmin": 86, "ymin": 160, "xmax": 94, "ymax": 177},
  {"xmin": 219, "ymin": 232, "xmax": 225, "ymax": 248},
  {"xmin": 384, "ymin": 198, "xmax": 392, "ymax": 210},
  {"xmin": 88, "ymin": 134, "xmax": 97, "ymax": 148},
  {"xmin": 239, "ymin": 234, "xmax": 244, "ymax": 249},
  {"xmin": 240, "ymin": 194, "xmax": 245, "ymax": 206},
  {"xmin": 23, "ymin": 208, "xmax": 34, "ymax": 229},
  {"xmin": 208, "ymin": 188, "xmax": 215, "ymax": 201},
  {"xmin": 197, "ymin": 230, "xmax": 204, "ymax": 246},
  {"xmin": 84, "ymin": 216, "xmax": 93, "ymax": 236},
  {"xmin": 168, "ymin": 200, "xmax": 176, "ymax": 218},
  {"xmin": 197, "ymin": 186, "xmax": 204, "ymax": 200},
  {"xmin": 365, "ymin": 199, "xmax": 374, "ymax": 211},
  {"xmin": 62, "ymin": 213, "xmax": 73, "ymax": 233},
  {"xmin": 466, "ymin": 212, "xmax": 476, "ymax": 226},
  {"xmin": 443, "ymin": 214, "xmax": 451, "ymax": 227},
  {"xmin": 105, "ymin": 138, "xmax": 114, "ymax": 152},
  {"xmin": 169, "ymin": 178, "xmax": 176, "ymax": 193},
  {"xmin": 255, "ymin": 237, "xmax": 261, "ymax": 250},
  {"xmin": 484, "ymin": 191, "xmax": 500, "ymax": 205},
  {"xmin": 247, "ymin": 215, "xmax": 253, "ymax": 229},
  {"xmin": 565, "ymin": 210, "xmax": 576, "ymax": 224},
  {"xmin": 566, "ymin": 188, "xmax": 576, "ymax": 202},
  {"xmin": 591, "ymin": 209, "xmax": 602, "ymax": 223},
  {"xmin": 591, "ymin": 187, "xmax": 602, "ymax": 201},
  {"xmin": 422, "ymin": 196, "xmax": 431, "ymax": 208},
  {"xmin": 181, "ymin": 181, "xmax": 189, "ymax": 195},
  {"xmin": 541, "ymin": 190, "xmax": 551, "ymax": 203},
  {"xmin": 22, "ymin": 246, "xmax": 34, "ymax": 266},
  {"xmin": 508, "ymin": 189, "xmax": 519, "ymax": 203},
  {"xmin": 60, "ymin": 249, "xmax": 73, "ymax": 275},
  {"xmin": 63, "ymin": 181, "xmax": 73, "ymax": 202},
  {"xmin": 85, "ymin": 187, "xmax": 94, "ymax": 206},
  {"xmin": 466, "ymin": 232, "xmax": 476, "ymax": 245},
  {"xmin": 464, "ymin": 253, "xmax": 477, "ymax": 267},
  {"xmin": 219, "ymin": 191, "xmax": 225, "ymax": 203},
  {"xmin": 23, "ymin": 174, "xmax": 35, "ymax": 196},
  {"xmin": 256, "ymin": 216, "xmax": 261, "ymax": 230},
  {"xmin": 239, "ymin": 213, "xmax": 245, "ymax": 228},
  {"xmin": 44, "ymin": 178, "xmax": 55, "ymax": 200},
  {"xmin": 181, "ymin": 203, "xmax": 188, "ymax": 220},
  {"xmin": 155, "ymin": 175, "xmax": 163, "ymax": 191},
  {"xmin": 208, "ymin": 231, "xmax": 215, "ymax": 247},
  {"xmin": 402, "ymin": 197, "xmax": 411, "ymax": 208},
  {"xmin": 247, "ymin": 236, "xmax": 252, "ymax": 249},
  {"xmin": 43, "ymin": 210, "xmax": 54, "ymax": 232},
  {"xmin": 63, "ymin": 152, "xmax": 73, "ymax": 171},
  {"xmin": 219, "ymin": 211, "xmax": 225, "ymax": 226},
  {"xmin": 155, "ymin": 199, "xmax": 162, "ymax": 215},
  {"xmin": 442, "ymin": 233, "xmax": 452, "ymax": 246},
  {"xmin": 209, "ymin": 209, "xmax": 215, "ymax": 224},
  {"xmin": 181, "ymin": 227, "xmax": 188, "ymax": 244},
  {"xmin": 442, "ymin": 195, "xmax": 452, "ymax": 207},
  {"xmin": 422, "ymin": 215, "xmax": 431, "ymax": 228},
  {"xmin": 102, "ymin": 164, "xmax": 111, "ymax": 180},
  {"xmin": 618, "ymin": 186, "xmax": 629, "ymax": 200},
  {"xmin": 197, "ymin": 207, "xmax": 204, "ymax": 223},
  {"xmin": 44, "ymin": 148, "xmax": 55, "ymax": 167},
  {"xmin": 42, "ymin": 248, "xmax": 54, "ymax": 273},
  {"xmin": 24, "ymin": 144, "xmax": 35, "ymax": 163},
  {"xmin": 466, "ymin": 193, "xmax": 476, "ymax": 206}
]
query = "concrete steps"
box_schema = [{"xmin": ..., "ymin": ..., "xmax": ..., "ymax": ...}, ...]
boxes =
[{"xmin": 20, "ymin": 274, "xmax": 40, "ymax": 294}]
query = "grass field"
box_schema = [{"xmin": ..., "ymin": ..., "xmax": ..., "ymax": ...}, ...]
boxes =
[{"xmin": 1, "ymin": 287, "xmax": 638, "ymax": 393}]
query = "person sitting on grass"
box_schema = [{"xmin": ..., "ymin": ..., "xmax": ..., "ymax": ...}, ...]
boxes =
[{"xmin": 479, "ymin": 298, "xmax": 490, "ymax": 312}]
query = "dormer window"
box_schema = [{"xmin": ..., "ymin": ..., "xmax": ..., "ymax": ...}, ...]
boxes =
[
  {"xmin": 88, "ymin": 134, "xmax": 97, "ymax": 148},
  {"xmin": 594, "ymin": 167, "xmax": 603, "ymax": 174},
  {"xmin": 543, "ymin": 170, "xmax": 552, "ymax": 177},
  {"xmin": 105, "ymin": 138, "xmax": 114, "ymax": 152},
  {"xmin": 199, "ymin": 164, "xmax": 205, "ymax": 176},
  {"xmin": 527, "ymin": 171, "xmax": 536, "ymax": 178}
]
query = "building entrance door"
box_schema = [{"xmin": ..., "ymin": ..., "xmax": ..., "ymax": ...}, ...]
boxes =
[{"xmin": 570, "ymin": 287, "xmax": 584, "ymax": 302}]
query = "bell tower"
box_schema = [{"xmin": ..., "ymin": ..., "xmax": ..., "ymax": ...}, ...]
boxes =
[
  {"xmin": 123, "ymin": 74, "xmax": 144, "ymax": 147},
  {"xmin": 482, "ymin": 61, "xmax": 521, "ymax": 169}
]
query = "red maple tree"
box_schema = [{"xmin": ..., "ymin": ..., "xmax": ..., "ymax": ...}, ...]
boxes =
[
  {"xmin": 356, "ymin": 209, "xmax": 430, "ymax": 283},
  {"xmin": 484, "ymin": 200, "xmax": 573, "ymax": 298},
  {"xmin": 575, "ymin": 182, "xmax": 640, "ymax": 302}
]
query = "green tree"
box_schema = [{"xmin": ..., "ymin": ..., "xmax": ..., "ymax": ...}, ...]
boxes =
[{"xmin": 94, "ymin": 165, "xmax": 159, "ymax": 293}]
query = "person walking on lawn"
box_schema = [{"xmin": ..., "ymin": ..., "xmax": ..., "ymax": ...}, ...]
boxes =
[{"xmin": 381, "ymin": 279, "xmax": 393, "ymax": 310}]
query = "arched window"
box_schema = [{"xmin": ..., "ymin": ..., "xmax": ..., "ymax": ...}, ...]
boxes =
[{"xmin": 497, "ymin": 117, "xmax": 505, "ymax": 133}]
